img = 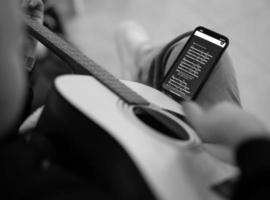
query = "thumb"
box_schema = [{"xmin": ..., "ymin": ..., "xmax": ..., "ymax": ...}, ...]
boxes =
[
  {"xmin": 182, "ymin": 102, "xmax": 228, "ymax": 144},
  {"xmin": 182, "ymin": 101, "xmax": 204, "ymax": 130}
]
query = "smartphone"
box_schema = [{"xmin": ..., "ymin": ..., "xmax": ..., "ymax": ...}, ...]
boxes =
[{"xmin": 161, "ymin": 26, "xmax": 229, "ymax": 102}]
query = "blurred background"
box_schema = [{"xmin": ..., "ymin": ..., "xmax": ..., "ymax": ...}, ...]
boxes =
[{"xmin": 47, "ymin": 0, "xmax": 270, "ymax": 127}]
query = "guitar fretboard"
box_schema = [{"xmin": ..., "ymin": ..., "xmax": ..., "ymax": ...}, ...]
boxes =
[{"xmin": 25, "ymin": 17, "xmax": 149, "ymax": 106}]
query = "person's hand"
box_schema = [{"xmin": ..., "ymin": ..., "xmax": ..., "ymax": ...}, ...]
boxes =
[
  {"xmin": 21, "ymin": 0, "xmax": 44, "ymax": 24},
  {"xmin": 21, "ymin": 0, "xmax": 44, "ymax": 57},
  {"xmin": 183, "ymin": 102, "xmax": 269, "ymax": 163}
]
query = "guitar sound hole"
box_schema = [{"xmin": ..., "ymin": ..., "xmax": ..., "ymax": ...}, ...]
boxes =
[{"xmin": 133, "ymin": 107, "xmax": 190, "ymax": 141}]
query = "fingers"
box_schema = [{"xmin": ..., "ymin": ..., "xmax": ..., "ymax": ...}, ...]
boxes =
[
  {"xmin": 183, "ymin": 101, "xmax": 216, "ymax": 143},
  {"xmin": 182, "ymin": 101, "xmax": 204, "ymax": 129},
  {"xmin": 28, "ymin": 0, "xmax": 43, "ymax": 11},
  {"xmin": 183, "ymin": 102, "xmax": 220, "ymax": 144},
  {"xmin": 183, "ymin": 102, "xmax": 215, "ymax": 143},
  {"xmin": 29, "ymin": 0, "xmax": 39, "ymax": 7},
  {"xmin": 21, "ymin": 0, "xmax": 44, "ymax": 23},
  {"xmin": 20, "ymin": 0, "xmax": 44, "ymax": 57},
  {"xmin": 21, "ymin": 0, "xmax": 36, "ymax": 9},
  {"xmin": 183, "ymin": 101, "xmax": 269, "ymax": 149},
  {"xmin": 183, "ymin": 102, "xmax": 235, "ymax": 145},
  {"xmin": 21, "ymin": 0, "xmax": 40, "ymax": 7}
]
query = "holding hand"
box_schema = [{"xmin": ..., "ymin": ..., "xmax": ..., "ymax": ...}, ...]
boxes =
[
  {"xmin": 21, "ymin": 0, "xmax": 44, "ymax": 24},
  {"xmin": 21, "ymin": 0, "xmax": 44, "ymax": 58},
  {"xmin": 183, "ymin": 102, "xmax": 269, "ymax": 162}
]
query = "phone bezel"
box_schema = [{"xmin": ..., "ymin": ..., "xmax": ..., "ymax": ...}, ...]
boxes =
[{"xmin": 161, "ymin": 26, "xmax": 229, "ymax": 102}]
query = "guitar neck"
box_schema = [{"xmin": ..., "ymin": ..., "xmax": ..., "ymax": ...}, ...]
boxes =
[{"xmin": 24, "ymin": 17, "xmax": 149, "ymax": 106}]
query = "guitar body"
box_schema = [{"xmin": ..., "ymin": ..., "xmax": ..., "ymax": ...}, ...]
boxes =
[
  {"xmin": 37, "ymin": 75, "xmax": 235, "ymax": 200},
  {"xmin": 25, "ymin": 16, "xmax": 235, "ymax": 200}
]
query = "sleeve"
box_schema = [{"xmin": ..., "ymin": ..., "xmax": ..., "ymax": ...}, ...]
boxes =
[{"xmin": 232, "ymin": 138, "xmax": 270, "ymax": 200}]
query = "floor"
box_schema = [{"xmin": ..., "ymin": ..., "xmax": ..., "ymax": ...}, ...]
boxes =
[{"xmin": 63, "ymin": 0, "xmax": 270, "ymax": 128}]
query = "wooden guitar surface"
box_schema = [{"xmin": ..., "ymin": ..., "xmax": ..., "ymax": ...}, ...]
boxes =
[
  {"xmin": 39, "ymin": 74, "xmax": 236, "ymax": 200},
  {"xmin": 24, "ymin": 17, "xmax": 236, "ymax": 200}
]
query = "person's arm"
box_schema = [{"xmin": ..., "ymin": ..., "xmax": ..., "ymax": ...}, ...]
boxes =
[{"xmin": 183, "ymin": 102, "xmax": 270, "ymax": 199}]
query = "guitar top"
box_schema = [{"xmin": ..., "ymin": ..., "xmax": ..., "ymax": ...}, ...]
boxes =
[{"xmin": 25, "ymin": 17, "xmax": 237, "ymax": 200}]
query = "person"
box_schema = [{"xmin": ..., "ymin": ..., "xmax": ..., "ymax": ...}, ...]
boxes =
[
  {"xmin": 115, "ymin": 21, "xmax": 241, "ymax": 109},
  {"xmin": 114, "ymin": 21, "xmax": 270, "ymax": 199},
  {"xmin": 0, "ymin": 1, "xmax": 270, "ymax": 199},
  {"xmin": 0, "ymin": 0, "xmax": 112, "ymax": 199},
  {"xmin": 114, "ymin": 21, "xmax": 264, "ymax": 162}
]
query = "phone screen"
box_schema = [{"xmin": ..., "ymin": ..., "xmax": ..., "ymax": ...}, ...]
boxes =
[{"xmin": 162, "ymin": 27, "xmax": 229, "ymax": 101}]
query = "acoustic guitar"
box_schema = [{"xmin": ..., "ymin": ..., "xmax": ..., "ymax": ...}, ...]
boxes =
[{"xmin": 25, "ymin": 17, "xmax": 236, "ymax": 200}]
